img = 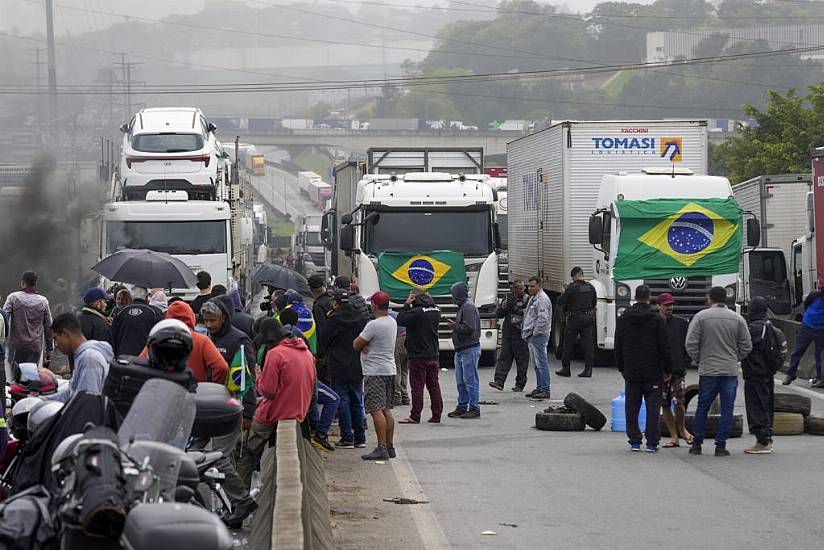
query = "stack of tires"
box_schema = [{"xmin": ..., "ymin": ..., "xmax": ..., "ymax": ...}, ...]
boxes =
[
  {"xmin": 773, "ymin": 391, "xmax": 822, "ymax": 436},
  {"xmin": 535, "ymin": 393, "xmax": 607, "ymax": 432},
  {"xmin": 660, "ymin": 384, "xmax": 744, "ymax": 438}
]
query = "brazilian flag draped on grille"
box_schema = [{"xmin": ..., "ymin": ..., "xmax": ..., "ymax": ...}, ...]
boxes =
[
  {"xmin": 227, "ymin": 344, "xmax": 254, "ymax": 398},
  {"xmin": 613, "ymin": 198, "xmax": 742, "ymax": 281},
  {"xmin": 378, "ymin": 251, "xmax": 467, "ymax": 301}
]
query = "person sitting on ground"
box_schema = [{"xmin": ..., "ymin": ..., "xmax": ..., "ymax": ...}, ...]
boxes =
[{"xmin": 46, "ymin": 313, "xmax": 113, "ymax": 403}]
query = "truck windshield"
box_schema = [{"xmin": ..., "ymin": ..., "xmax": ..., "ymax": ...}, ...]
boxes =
[
  {"xmin": 131, "ymin": 133, "xmax": 204, "ymax": 153},
  {"xmin": 306, "ymin": 231, "xmax": 323, "ymax": 246},
  {"xmin": 364, "ymin": 209, "xmax": 492, "ymax": 256},
  {"xmin": 107, "ymin": 221, "xmax": 226, "ymax": 255}
]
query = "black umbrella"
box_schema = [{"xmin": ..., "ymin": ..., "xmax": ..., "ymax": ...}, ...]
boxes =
[
  {"xmin": 92, "ymin": 249, "xmax": 197, "ymax": 289},
  {"xmin": 251, "ymin": 264, "xmax": 310, "ymax": 294}
]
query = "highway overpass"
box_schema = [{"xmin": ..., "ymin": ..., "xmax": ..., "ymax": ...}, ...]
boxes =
[{"xmin": 235, "ymin": 129, "xmax": 525, "ymax": 156}]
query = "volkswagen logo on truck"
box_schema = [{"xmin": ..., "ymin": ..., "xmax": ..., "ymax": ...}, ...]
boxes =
[{"xmin": 669, "ymin": 276, "xmax": 688, "ymax": 292}]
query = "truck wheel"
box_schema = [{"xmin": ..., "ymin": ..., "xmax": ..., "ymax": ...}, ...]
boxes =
[
  {"xmin": 773, "ymin": 392, "xmax": 812, "ymax": 417},
  {"xmin": 550, "ymin": 308, "xmax": 564, "ymax": 359},
  {"xmin": 773, "ymin": 412, "xmax": 805, "ymax": 436},
  {"xmin": 804, "ymin": 415, "xmax": 824, "ymax": 435},
  {"xmin": 563, "ymin": 393, "xmax": 607, "ymax": 431},
  {"xmin": 684, "ymin": 384, "xmax": 700, "ymax": 412},
  {"xmin": 535, "ymin": 407, "xmax": 586, "ymax": 431}
]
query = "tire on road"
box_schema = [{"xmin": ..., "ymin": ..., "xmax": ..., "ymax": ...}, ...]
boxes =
[
  {"xmin": 773, "ymin": 412, "xmax": 805, "ymax": 436},
  {"xmin": 535, "ymin": 408, "xmax": 586, "ymax": 431},
  {"xmin": 683, "ymin": 413, "xmax": 744, "ymax": 438},
  {"xmin": 804, "ymin": 415, "xmax": 824, "ymax": 435},
  {"xmin": 563, "ymin": 392, "xmax": 607, "ymax": 431},
  {"xmin": 773, "ymin": 392, "xmax": 812, "ymax": 417},
  {"xmin": 684, "ymin": 384, "xmax": 700, "ymax": 411}
]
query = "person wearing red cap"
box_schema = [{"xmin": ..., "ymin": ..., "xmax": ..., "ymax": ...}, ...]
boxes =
[
  {"xmin": 656, "ymin": 292, "xmax": 693, "ymax": 447},
  {"xmin": 353, "ymin": 291, "xmax": 397, "ymax": 460}
]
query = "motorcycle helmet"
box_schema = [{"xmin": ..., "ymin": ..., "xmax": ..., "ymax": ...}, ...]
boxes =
[
  {"xmin": 11, "ymin": 396, "xmax": 43, "ymax": 441},
  {"xmin": 51, "ymin": 432, "xmax": 84, "ymax": 469},
  {"xmin": 147, "ymin": 319, "xmax": 193, "ymax": 372},
  {"xmin": 26, "ymin": 400, "xmax": 64, "ymax": 437}
]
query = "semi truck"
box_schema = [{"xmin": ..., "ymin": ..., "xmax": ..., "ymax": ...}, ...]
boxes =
[
  {"xmin": 733, "ymin": 174, "xmax": 811, "ymax": 317},
  {"xmin": 297, "ymin": 214, "xmax": 329, "ymax": 279},
  {"xmin": 327, "ymin": 147, "xmax": 501, "ymax": 361},
  {"xmin": 508, "ymin": 120, "xmax": 759, "ymax": 362}
]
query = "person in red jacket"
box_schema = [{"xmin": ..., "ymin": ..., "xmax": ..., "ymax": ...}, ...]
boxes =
[
  {"xmin": 255, "ymin": 334, "xmax": 316, "ymax": 426},
  {"xmin": 139, "ymin": 300, "xmax": 228, "ymax": 384}
]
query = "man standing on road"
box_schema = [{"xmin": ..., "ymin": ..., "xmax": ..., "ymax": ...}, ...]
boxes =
[
  {"xmin": 354, "ymin": 292, "xmax": 398, "ymax": 460},
  {"xmin": 189, "ymin": 271, "xmax": 212, "ymax": 317},
  {"xmin": 686, "ymin": 286, "xmax": 752, "ymax": 457},
  {"xmin": 489, "ymin": 280, "xmax": 529, "ymax": 392},
  {"xmin": 656, "ymin": 293, "xmax": 693, "ymax": 448},
  {"xmin": 80, "ymin": 287, "xmax": 111, "ymax": 345},
  {"xmin": 3, "ymin": 271, "xmax": 52, "ymax": 369},
  {"xmin": 390, "ymin": 310, "xmax": 410, "ymax": 406},
  {"xmin": 447, "ymin": 282, "xmax": 482, "ymax": 418},
  {"xmin": 783, "ymin": 287, "xmax": 824, "ymax": 387},
  {"xmin": 556, "ymin": 267, "xmax": 597, "ymax": 378},
  {"xmin": 110, "ymin": 285, "xmax": 164, "ymax": 357},
  {"xmin": 615, "ymin": 285, "xmax": 672, "ymax": 452},
  {"xmin": 742, "ymin": 296, "xmax": 778, "ymax": 454},
  {"xmin": 397, "ymin": 287, "xmax": 443, "ymax": 424},
  {"xmin": 522, "ymin": 277, "xmax": 552, "ymax": 400}
]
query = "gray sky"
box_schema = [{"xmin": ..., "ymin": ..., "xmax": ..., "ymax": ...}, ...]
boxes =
[{"xmin": 2, "ymin": 0, "xmax": 658, "ymax": 36}]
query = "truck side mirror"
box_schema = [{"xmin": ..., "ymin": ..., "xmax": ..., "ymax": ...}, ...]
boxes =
[
  {"xmin": 341, "ymin": 213, "xmax": 353, "ymax": 225},
  {"xmin": 493, "ymin": 222, "xmax": 501, "ymax": 251},
  {"xmin": 340, "ymin": 224, "xmax": 355, "ymax": 252},
  {"xmin": 747, "ymin": 218, "xmax": 761, "ymax": 248},
  {"xmin": 119, "ymin": 123, "xmax": 129, "ymax": 134},
  {"xmin": 321, "ymin": 210, "xmax": 333, "ymax": 248},
  {"xmin": 588, "ymin": 215, "xmax": 603, "ymax": 245},
  {"xmin": 207, "ymin": 122, "xmax": 217, "ymax": 133}
]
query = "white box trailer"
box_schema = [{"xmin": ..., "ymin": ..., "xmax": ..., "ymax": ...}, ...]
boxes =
[{"xmin": 507, "ymin": 119, "xmax": 709, "ymax": 296}]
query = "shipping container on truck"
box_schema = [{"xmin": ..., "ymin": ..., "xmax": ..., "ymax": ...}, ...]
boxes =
[
  {"xmin": 508, "ymin": 120, "xmax": 717, "ymax": 360},
  {"xmin": 733, "ymin": 174, "xmax": 810, "ymax": 316}
]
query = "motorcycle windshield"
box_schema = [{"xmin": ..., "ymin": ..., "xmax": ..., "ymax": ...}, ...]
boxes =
[{"xmin": 117, "ymin": 378, "xmax": 196, "ymax": 449}]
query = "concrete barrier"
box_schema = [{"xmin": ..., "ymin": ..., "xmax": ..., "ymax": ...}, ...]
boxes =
[{"xmin": 250, "ymin": 420, "xmax": 334, "ymax": 550}]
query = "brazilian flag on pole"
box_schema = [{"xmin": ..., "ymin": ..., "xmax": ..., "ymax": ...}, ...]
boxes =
[
  {"xmin": 613, "ymin": 198, "xmax": 742, "ymax": 281},
  {"xmin": 378, "ymin": 251, "xmax": 467, "ymax": 301},
  {"xmin": 277, "ymin": 303, "xmax": 317, "ymax": 355},
  {"xmin": 227, "ymin": 344, "xmax": 254, "ymax": 398}
]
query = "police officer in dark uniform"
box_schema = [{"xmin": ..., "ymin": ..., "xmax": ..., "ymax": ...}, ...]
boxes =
[{"xmin": 556, "ymin": 267, "xmax": 597, "ymax": 378}]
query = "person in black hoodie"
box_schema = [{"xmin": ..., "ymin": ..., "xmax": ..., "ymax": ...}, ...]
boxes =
[
  {"xmin": 615, "ymin": 285, "xmax": 672, "ymax": 452},
  {"xmin": 80, "ymin": 287, "xmax": 111, "ymax": 344},
  {"xmin": 489, "ymin": 280, "xmax": 529, "ymax": 392},
  {"xmin": 397, "ymin": 287, "xmax": 443, "ymax": 424},
  {"xmin": 742, "ymin": 296, "xmax": 776, "ymax": 454},
  {"xmin": 319, "ymin": 290, "xmax": 367, "ymax": 448},
  {"xmin": 199, "ymin": 295, "xmax": 258, "ymax": 528},
  {"xmin": 110, "ymin": 285, "xmax": 163, "ymax": 357}
]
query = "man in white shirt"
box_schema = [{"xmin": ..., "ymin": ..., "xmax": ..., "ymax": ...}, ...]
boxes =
[{"xmin": 354, "ymin": 291, "xmax": 397, "ymax": 461}]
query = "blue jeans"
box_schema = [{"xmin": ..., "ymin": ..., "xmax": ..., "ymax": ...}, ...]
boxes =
[
  {"xmin": 308, "ymin": 381, "xmax": 340, "ymax": 437},
  {"xmin": 693, "ymin": 375, "xmax": 738, "ymax": 446},
  {"xmin": 333, "ymin": 380, "xmax": 365, "ymax": 444},
  {"xmin": 454, "ymin": 345, "xmax": 481, "ymax": 412},
  {"xmin": 788, "ymin": 324, "xmax": 824, "ymax": 379},
  {"xmin": 527, "ymin": 335, "xmax": 550, "ymax": 393}
]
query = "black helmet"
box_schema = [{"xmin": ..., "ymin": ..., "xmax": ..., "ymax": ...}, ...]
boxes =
[{"xmin": 147, "ymin": 319, "xmax": 193, "ymax": 371}]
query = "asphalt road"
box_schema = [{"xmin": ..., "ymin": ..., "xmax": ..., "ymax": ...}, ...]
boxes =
[{"xmin": 328, "ymin": 362, "xmax": 824, "ymax": 550}]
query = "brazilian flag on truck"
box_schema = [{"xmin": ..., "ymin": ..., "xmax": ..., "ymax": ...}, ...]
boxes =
[
  {"xmin": 378, "ymin": 251, "xmax": 467, "ymax": 301},
  {"xmin": 613, "ymin": 198, "xmax": 742, "ymax": 281}
]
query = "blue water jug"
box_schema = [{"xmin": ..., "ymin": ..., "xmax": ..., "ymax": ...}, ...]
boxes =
[{"xmin": 611, "ymin": 389, "xmax": 646, "ymax": 432}]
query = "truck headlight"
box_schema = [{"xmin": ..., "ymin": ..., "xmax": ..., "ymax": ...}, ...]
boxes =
[
  {"xmin": 480, "ymin": 319, "xmax": 497, "ymax": 329},
  {"xmin": 725, "ymin": 284, "xmax": 736, "ymax": 301},
  {"xmin": 616, "ymin": 284, "xmax": 630, "ymax": 299}
]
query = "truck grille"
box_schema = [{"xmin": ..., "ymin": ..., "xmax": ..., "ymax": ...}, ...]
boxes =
[
  {"xmin": 643, "ymin": 277, "xmax": 712, "ymax": 318},
  {"xmin": 309, "ymin": 252, "xmax": 326, "ymax": 266}
]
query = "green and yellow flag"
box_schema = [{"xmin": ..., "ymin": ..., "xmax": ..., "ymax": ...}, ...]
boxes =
[
  {"xmin": 378, "ymin": 251, "xmax": 467, "ymax": 301},
  {"xmin": 613, "ymin": 198, "xmax": 742, "ymax": 281},
  {"xmin": 227, "ymin": 344, "xmax": 254, "ymax": 398}
]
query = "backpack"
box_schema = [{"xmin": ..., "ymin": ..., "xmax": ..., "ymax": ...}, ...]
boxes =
[{"xmin": 761, "ymin": 321, "xmax": 788, "ymax": 374}]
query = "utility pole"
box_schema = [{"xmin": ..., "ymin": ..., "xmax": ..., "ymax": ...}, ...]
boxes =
[
  {"xmin": 31, "ymin": 48, "xmax": 45, "ymax": 137},
  {"xmin": 45, "ymin": 0, "xmax": 58, "ymax": 136}
]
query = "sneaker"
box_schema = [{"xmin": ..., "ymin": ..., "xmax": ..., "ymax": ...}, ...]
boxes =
[
  {"xmin": 644, "ymin": 444, "xmax": 658, "ymax": 453},
  {"xmin": 554, "ymin": 369, "xmax": 571, "ymax": 377},
  {"xmin": 782, "ymin": 374, "xmax": 796, "ymax": 386},
  {"xmin": 630, "ymin": 444, "xmax": 642, "ymax": 452},
  {"xmin": 386, "ymin": 444, "xmax": 397, "ymax": 459},
  {"xmin": 224, "ymin": 497, "xmax": 258, "ymax": 530},
  {"xmin": 354, "ymin": 441, "xmax": 367, "ymax": 448},
  {"xmin": 460, "ymin": 409, "xmax": 481, "ymax": 419},
  {"xmin": 427, "ymin": 417, "xmax": 441, "ymax": 423},
  {"xmin": 529, "ymin": 391, "xmax": 551, "ymax": 400},
  {"xmin": 744, "ymin": 442, "xmax": 773, "ymax": 454},
  {"xmin": 311, "ymin": 434, "xmax": 335, "ymax": 453},
  {"xmin": 488, "ymin": 381, "xmax": 504, "ymax": 391},
  {"xmin": 362, "ymin": 446, "xmax": 390, "ymax": 461},
  {"xmin": 813, "ymin": 379, "xmax": 824, "ymax": 389},
  {"xmin": 447, "ymin": 408, "xmax": 467, "ymax": 418},
  {"xmin": 525, "ymin": 390, "xmax": 538, "ymax": 398},
  {"xmin": 511, "ymin": 386, "xmax": 524, "ymax": 392},
  {"xmin": 335, "ymin": 439, "xmax": 355, "ymax": 449},
  {"xmin": 688, "ymin": 444, "xmax": 702, "ymax": 456},
  {"xmin": 714, "ymin": 445, "xmax": 730, "ymax": 457}
]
